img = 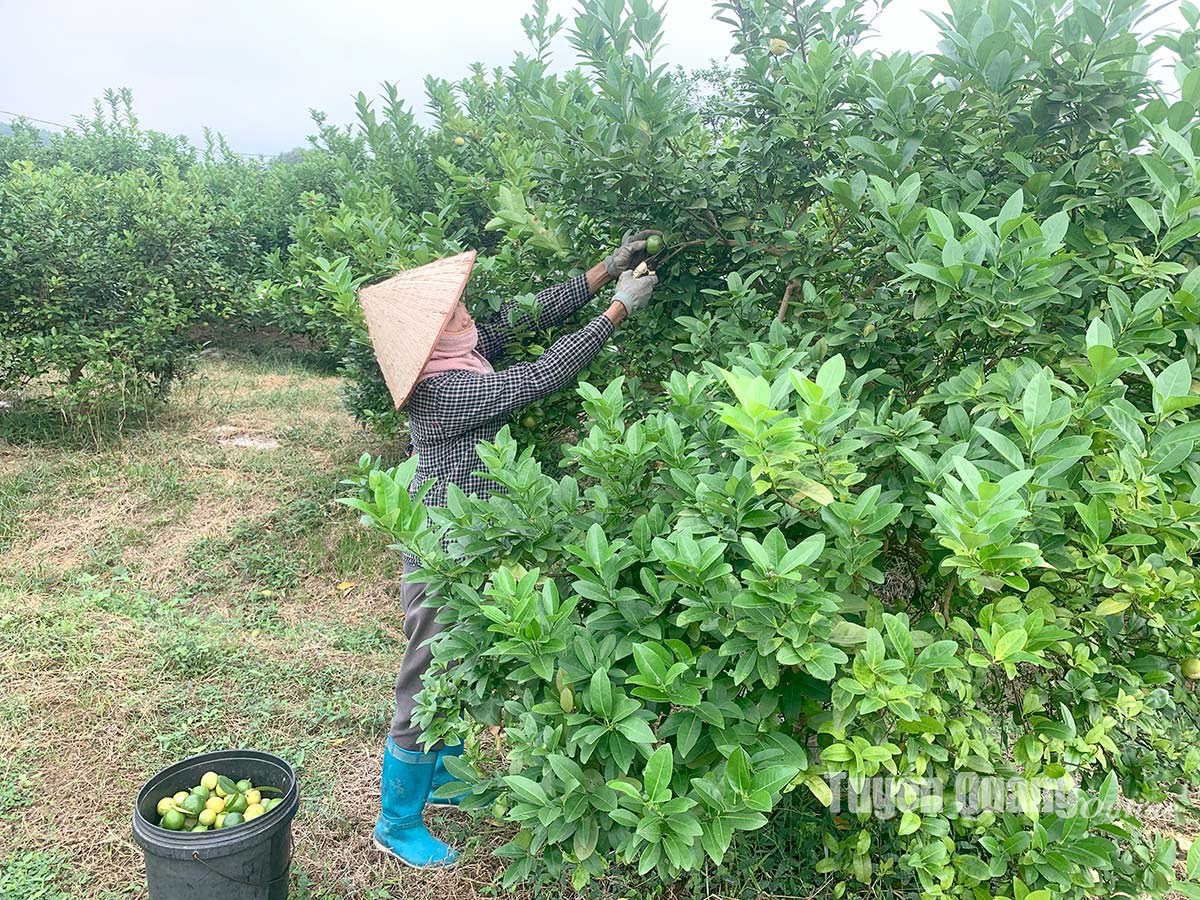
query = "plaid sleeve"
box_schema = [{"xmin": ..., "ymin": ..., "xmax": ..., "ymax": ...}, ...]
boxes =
[
  {"xmin": 476, "ymin": 274, "xmax": 591, "ymax": 362},
  {"xmin": 432, "ymin": 314, "xmax": 614, "ymax": 438}
]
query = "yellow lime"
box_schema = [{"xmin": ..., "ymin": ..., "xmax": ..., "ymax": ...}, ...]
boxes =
[
  {"xmin": 215, "ymin": 813, "xmax": 227, "ymax": 829},
  {"xmin": 244, "ymin": 804, "xmax": 265, "ymax": 821},
  {"xmin": 205, "ymin": 796, "xmax": 225, "ymax": 813},
  {"xmin": 1184, "ymin": 657, "xmax": 1200, "ymax": 679},
  {"xmin": 198, "ymin": 808, "xmax": 216, "ymax": 827},
  {"xmin": 172, "ymin": 791, "xmax": 189, "ymax": 804},
  {"xmin": 156, "ymin": 796, "xmax": 175, "ymax": 817},
  {"xmin": 245, "ymin": 789, "xmax": 261, "ymax": 806},
  {"xmin": 200, "ymin": 772, "xmax": 219, "ymax": 791}
]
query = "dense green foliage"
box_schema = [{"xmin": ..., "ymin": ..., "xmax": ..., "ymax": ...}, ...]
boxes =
[
  {"xmin": 6, "ymin": 0, "xmax": 1200, "ymax": 895},
  {"xmin": 0, "ymin": 90, "xmax": 323, "ymax": 416},
  {"xmin": 0, "ymin": 159, "xmax": 229, "ymax": 411},
  {"xmin": 339, "ymin": 0, "xmax": 1200, "ymax": 898}
]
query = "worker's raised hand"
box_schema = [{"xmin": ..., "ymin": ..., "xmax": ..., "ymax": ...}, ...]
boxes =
[
  {"xmin": 612, "ymin": 268, "xmax": 658, "ymax": 316},
  {"xmin": 603, "ymin": 228, "xmax": 663, "ymax": 278}
]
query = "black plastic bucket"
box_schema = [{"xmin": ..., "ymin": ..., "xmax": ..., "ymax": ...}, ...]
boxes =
[{"xmin": 132, "ymin": 749, "xmax": 299, "ymax": 900}]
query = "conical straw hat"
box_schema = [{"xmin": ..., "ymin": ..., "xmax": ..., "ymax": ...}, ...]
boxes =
[{"xmin": 358, "ymin": 250, "xmax": 477, "ymax": 410}]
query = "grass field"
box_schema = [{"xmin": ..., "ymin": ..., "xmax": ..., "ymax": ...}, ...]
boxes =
[{"xmin": 0, "ymin": 336, "xmax": 511, "ymax": 900}]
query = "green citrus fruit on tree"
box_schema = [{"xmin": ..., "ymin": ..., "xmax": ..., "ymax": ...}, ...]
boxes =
[
  {"xmin": 522, "ymin": 415, "xmax": 537, "ymax": 428},
  {"xmin": 645, "ymin": 234, "xmax": 663, "ymax": 255},
  {"xmin": 160, "ymin": 809, "xmax": 186, "ymax": 831},
  {"xmin": 770, "ymin": 38, "xmax": 788, "ymax": 56},
  {"xmin": 454, "ymin": 136, "xmax": 465, "ymax": 146},
  {"xmin": 1183, "ymin": 657, "xmax": 1200, "ymax": 679}
]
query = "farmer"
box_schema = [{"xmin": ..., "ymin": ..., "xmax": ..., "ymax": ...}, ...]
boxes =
[{"xmin": 358, "ymin": 232, "xmax": 660, "ymax": 868}]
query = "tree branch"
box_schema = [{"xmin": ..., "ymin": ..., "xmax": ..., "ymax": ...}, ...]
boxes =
[{"xmin": 777, "ymin": 279, "xmax": 798, "ymax": 322}]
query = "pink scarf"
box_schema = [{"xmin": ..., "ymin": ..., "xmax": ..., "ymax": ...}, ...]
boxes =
[{"xmin": 416, "ymin": 323, "xmax": 495, "ymax": 383}]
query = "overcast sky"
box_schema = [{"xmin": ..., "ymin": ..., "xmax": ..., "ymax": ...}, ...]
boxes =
[{"xmin": 1, "ymin": 0, "xmax": 1186, "ymax": 156}]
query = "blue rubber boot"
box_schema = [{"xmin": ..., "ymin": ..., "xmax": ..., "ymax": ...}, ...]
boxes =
[
  {"xmin": 428, "ymin": 743, "xmax": 468, "ymax": 807},
  {"xmin": 373, "ymin": 738, "xmax": 458, "ymax": 868}
]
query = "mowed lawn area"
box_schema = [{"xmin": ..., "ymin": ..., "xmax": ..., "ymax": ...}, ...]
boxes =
[{"xmin": 0, "ymin": 336, "xmax": 508, "ymax": 900}]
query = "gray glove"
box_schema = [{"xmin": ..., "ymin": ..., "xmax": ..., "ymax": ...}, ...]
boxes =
[
  {"xmin": 613, "ymin": 269, "xmax": 658, "ymax": 316},
  {"xmin": 604, "ymin": 229, "xmax": 662, "ymax": 277}
]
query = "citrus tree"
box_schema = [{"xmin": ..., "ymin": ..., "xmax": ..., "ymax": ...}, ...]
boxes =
[
  {"xmin": 0, "ymin": 91, "xmax": 300, "ymax": 421},
  {"xmin": 341, "ymin": 0, "xmax": 1200, "ymax": 896}
]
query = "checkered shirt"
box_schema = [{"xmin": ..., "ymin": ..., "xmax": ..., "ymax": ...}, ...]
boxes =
[{"xmin": 401, "ymin": 274, "xmax": 613, "ymax": 567}]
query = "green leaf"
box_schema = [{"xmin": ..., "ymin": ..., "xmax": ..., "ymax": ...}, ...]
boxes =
[
  {"xmin": 1022, "ymin": 373, "xmax": 1052, "ymax": 429},
  {"xmin": 804, "ymin": 773, "xmax": 833, "ymax": 807},
  {"xmin": 1159, "ymin": 126, "xmax": 1197, "ymax": 170},
  {"xmin": 725, "ymin": 748, "xmax": 751, "ymax": 793},
  {"xmin": 1041, "ymin": 210, "xmax": 1069, "ymax": 248},
  {"xmin": 1095, "ymin": 596, "xmax": 1131, "ymax": 616},
  {"xmin": 993, "ymin": 628, "xmax": 1027, "ymax": 661},
  {"xmin": 788, "ymin": 477, "xmax": 835, "ymax": 507},
  {"xmin": 589, "ymin": 668, "xmax": 613, "ymax": 718},
  {"xmin": 504, "ymin": 775, "xmax": 548, "ymax": 806},
  {"xmin": 899, "ymin": 810, "xmax": 921, "ymax": 834},
  {"xmin": 976, "ymin": 426, "xmax": 1025, "ymax": 469},
  {"xmin": 643, "ymin": 743, "xmax": 673, "ymax": 801},
  {"xmin": 955, "ymin": 854, "xmax": 992, "ymax": 881},
  {"xmin": 998, "ymin": 189, "xmax": 1024, "ymax": 235},
  {"xmin": 1162, "ymin": 218, "xmax": 1200, "ymax": 251},
  {"xmin": 1127, "ymin": 197, "xmax": 1160, "ymax": 236},
  {"xmin": 815, "ymin": 354, "xmax": 846, "ymax": 397}
]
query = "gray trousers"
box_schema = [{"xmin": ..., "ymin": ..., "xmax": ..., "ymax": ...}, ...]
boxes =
[{"xmin": 389, "ymin": 565, "xmax": 449, "ymax": 751}]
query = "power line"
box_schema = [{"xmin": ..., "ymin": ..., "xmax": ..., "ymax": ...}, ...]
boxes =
[
  {"xmin": 0, "ymin": 108, "xmax": 282, "ymax": 159},
  {"xmin": 0, "ymin": 109, "xmax": 71, "ymax": 130}
]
